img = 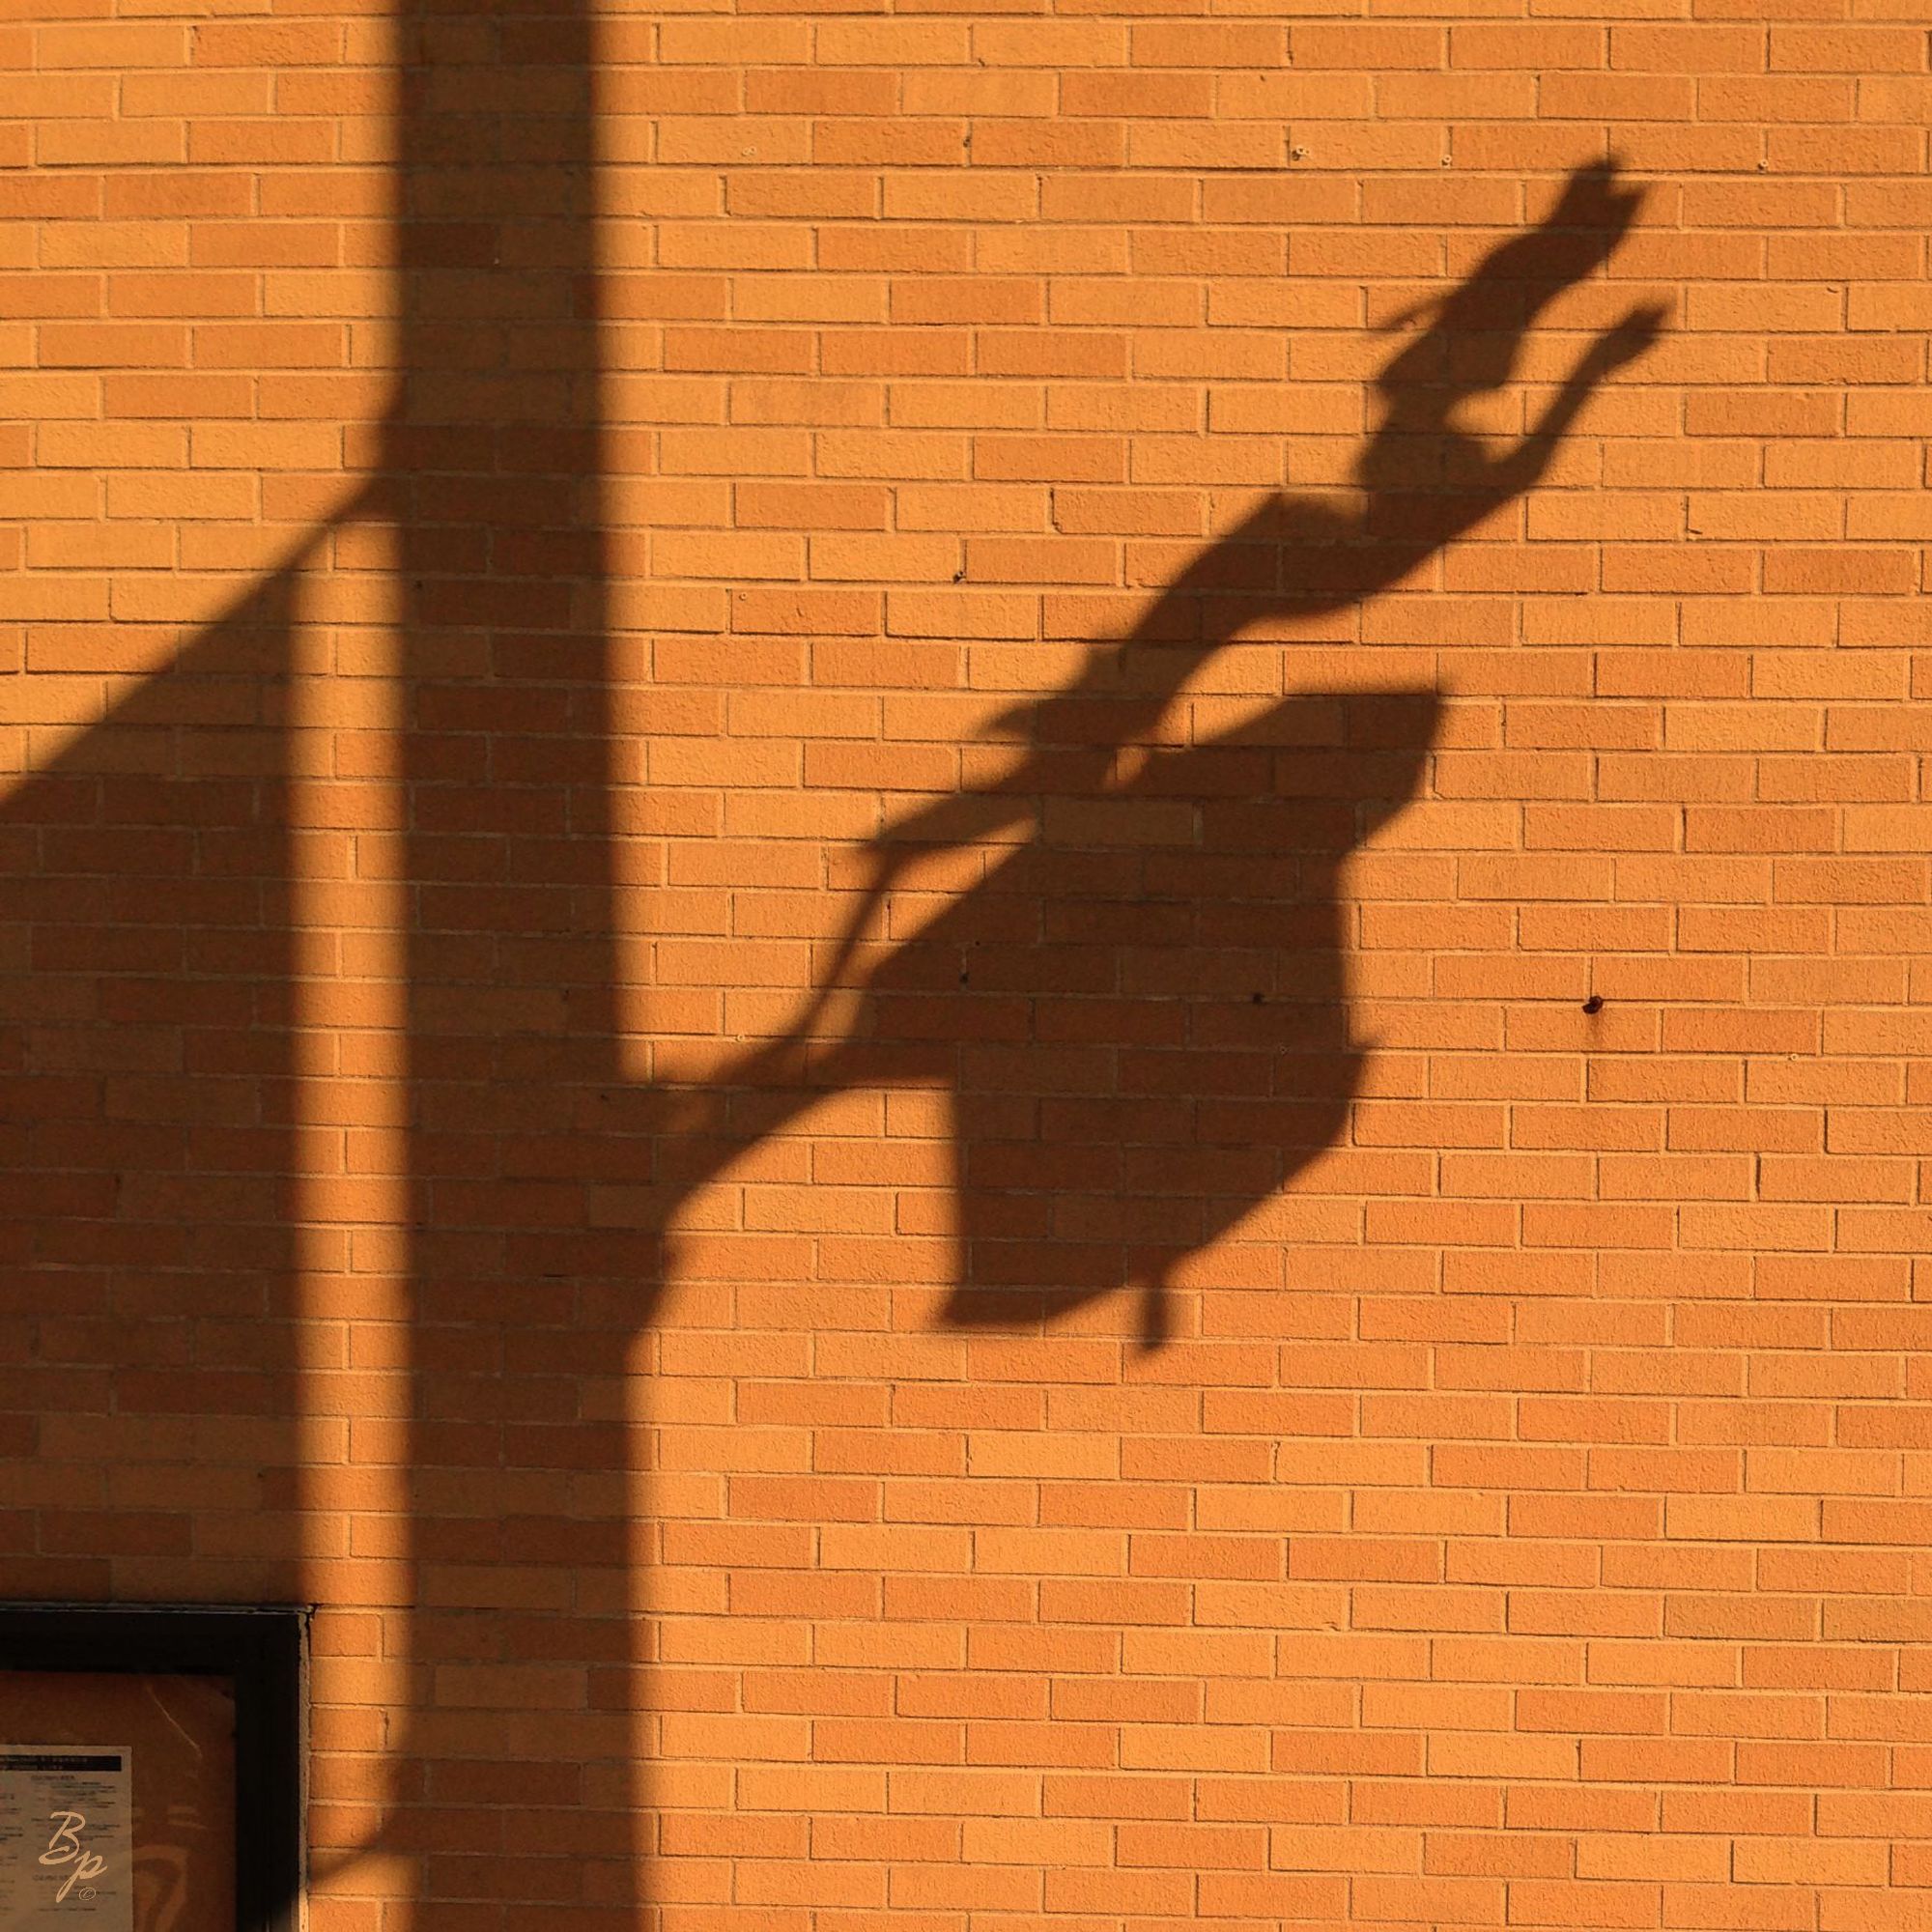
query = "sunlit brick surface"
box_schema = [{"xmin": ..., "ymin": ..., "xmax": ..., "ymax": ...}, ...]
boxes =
[{"xmin": 7, "ymin": 2, "xmax": 1932, "ymax": 1927}]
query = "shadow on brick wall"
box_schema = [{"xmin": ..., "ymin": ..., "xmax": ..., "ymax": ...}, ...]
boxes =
[
  {"xmin": 0, "ymin": 5, "xmax": 1661, "ymax": 1898},
  {"xmin": 0, "ymin": 566, "xmax": 303, "ymax": 1605},
  {"xmin": 662, "ymin": 164, "xmax": 1662, "ymax": 1350}
]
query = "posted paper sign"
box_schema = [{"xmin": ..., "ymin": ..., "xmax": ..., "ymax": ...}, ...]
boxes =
[{"xmin": 0, "ymin": 1750, "xmax": 132, "ymax": 1931}]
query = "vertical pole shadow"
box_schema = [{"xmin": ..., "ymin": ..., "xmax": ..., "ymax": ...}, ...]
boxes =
[{"xmin": 386, "ymin": 0, "xmax": 643, "ymax": 1914}]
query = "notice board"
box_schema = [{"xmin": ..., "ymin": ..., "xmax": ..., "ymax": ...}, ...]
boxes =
[{"xmin": 0, "ymin": 1612, "xmax": 299, "ymax": 1932}]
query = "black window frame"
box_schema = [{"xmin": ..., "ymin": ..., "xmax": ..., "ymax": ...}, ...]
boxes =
[{"xmin": 0, "ymin": 1603, "xmax": 304, "ymax": 1932}]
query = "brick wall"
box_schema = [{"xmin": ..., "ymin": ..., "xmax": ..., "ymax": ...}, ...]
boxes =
[{"xmin": 7, "ymin": 1, "xmax": 1932, "ymax": 1927}]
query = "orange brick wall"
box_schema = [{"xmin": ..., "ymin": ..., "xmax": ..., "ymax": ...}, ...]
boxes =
[{"xmin": 8, "ymin": 1, "xmax": 1932, "ymax": 1927}]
